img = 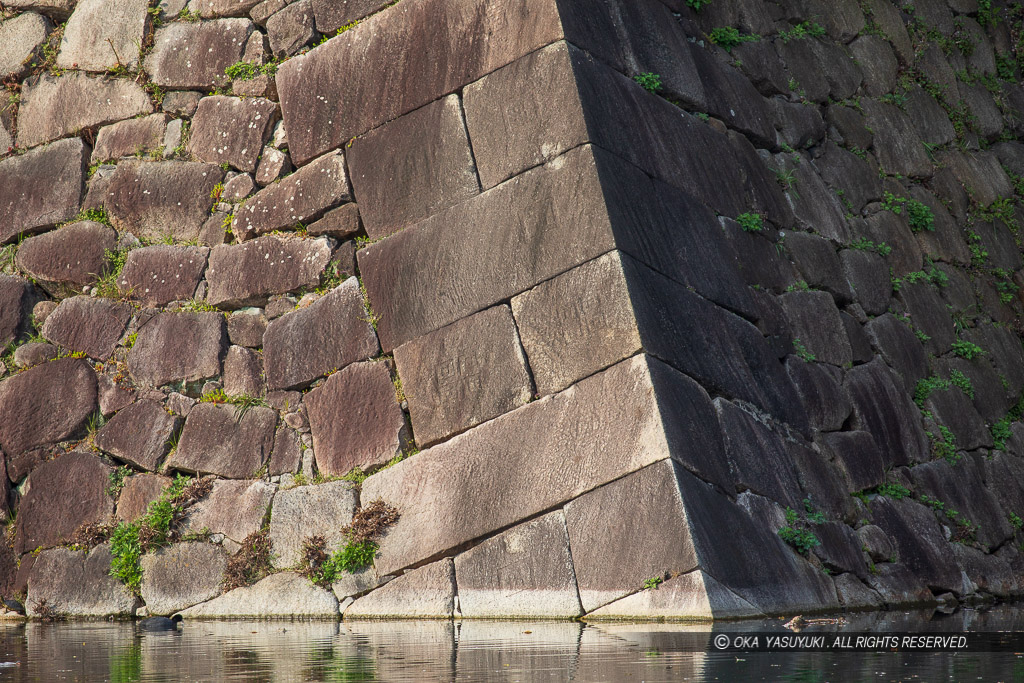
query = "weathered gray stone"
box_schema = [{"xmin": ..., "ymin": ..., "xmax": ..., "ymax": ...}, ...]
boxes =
[
  {"xmin": 936, "ymin": 150, "xmax": 1013, "ymax": 206},
  {"xmin": 116, "ymin": 473, "xmax": 170, "ymax": 522},
  {"xmin": 191, "ymin": 0, "xmax": 262, "ymax": 17},
  {"xmin": 0, "ymin": 276, "xmax": 38, "ymax": 347},
  {"xmin": 785, "ymin": 359, "xmax": 851, "ymax": 433},
  {"xmin": 840, "ymin": 249, "xmax": 890, "ymax": 316},
  {"xmin": 363, "ymin": 355, "xmax": 695, "ymax": 576},
  {"xmin": 128, "ymin": 312, "xmax": 225, "ymax": 387},
  {"xmin": 0, "ymin": 358, "xmax": 96, "ymax": 459},
  {"xmin": 15, "ymin": 221, "xmax": 115, "ymax": 297},
  {"xmin": 167, "ymin": 403, "xmax": 276, "ymax": 478},
  {"xmin": 104, "ymin": 161, "xmax": 225, "ymax": 242},
  {"xmin": 779, "ymin": 291, "xmax": 853, "ymax": 367},
  {"xmin": 269, "ymin": 480, "xmax": 357, "ymax": 568},
  {"xmin": 269, "ymin": 425, "xmax": 301, "ymax": 475},
  {"xmin": 331, "ymin": 565, "xmax": 390, "ymax": 602},
  {"xmin": 56, "ymin": 0, "xmax": 149, "ymax": 72},
  {"xmin": 907, "ymin": 459, "xmax": 1012, "ymax": 551},
  {"xmin": 223, "ymin": 172, "xmax": 257, "ymax": 201},
  {"xmin": 716, "ymin": 399, "xmax": 803, "ymax": 509},
  {"xmin": 232, "ymin": 150, "xmax": 350, "ymax": 240},
  {"xmin": 0, "ymin": 138, "xmax": 86, "ymax": 243},
  {"xmin": 511, "ymin": 251, "xmax": 639, "ymax": 396},
  {"xmin": 267, "ymin": 0, "xmax": 315, "ymax": 56},
  {"xmin": 162, "ymin": 90, "xmax": 203, "ymax": 117},
  {"xmin": 118, "ymin": 245, "xmax": 209, "ymax": 307},
  {"xmin": 311, "ymin": 0, "xmax": 388, "ymax": 32},
  {"xmin": 346, "ymin": 558, "xmax": 454, "ymax": 619},
  {"xmin": 0, "ymin": 12, "xmax": 51, "ymax": 80},
  {"xmin": 857, "ymin": 524, "xmax": 894, "ymax": 563},
  {"xmin": 227, "ymin": 309, "xmax": 266, "ymax": 348},
  {"xmin": 454, "ymin": 510, "xmax": 581, "ymax": 618},
  {"xmin": 845, "ymin": 359, "xmax": 929, "ymax": 468},
  {"xmin": 180, "ymin": 478, "xmax": 275, "ymax": 543},
  {"xmin": 12, "ymin": 342, "xmax": 56, "ymax": 369},
  {"xmin": 187, "ymin": 96, "xmax": 278, "ymax": 173},
  {"xmin": 305, "ymin": 361, "xmax": 406, "ymax": 476},
  {"xmin": 784, "ymin": 233, "xmax": 852, "ymax": 303},
  {"xmin": 833, "ymin": 573, "xmax": 885, "ymax": 610},
  {"xmin": 205, "ymin": 235, "xmax": 331, "ymax": 308},
  {"xmin": 347, "ymin": 95, "xmax": 478, "ymax": 239},
  {"xmin": 818, "ymin": 431, "xmax": 884, "ymax": 493},
  {"xmin": 814, "ymin": 141, "xmax": 881, "ymax": 214},
  {"xmin": 395, "ymin": 305, "xmax": 531, "ymax": 447},
  {"xmin": 848, "ymin": 35, "xmax": 898, "ymax": 97},
  {"xmin": 587, "ymin": 569, "xmax": 763, "ymax": 620},
  {"xmin": 263, "ymin": 277, "xmax": 378, "ymax": 389},
  {"xmin": 95, "ymin": 399, "xmax": 179, "ymax": 471},
  {"xmin": 145, "ymin": 19, "xmax": 254, "ymax": 89},
  {"xmin": 180, "ymin": 571, "xmax": 337, "ymax": 617},
  {"xmin": 863, "ymin": 313, "xmax": 929, "ymax": 393},
  {"xmin": 40, "ymin": 296, "xmax": 132, "ymax": 360},
  {"xmin": 91, "ymin": 114, "xmax": 170, "ymax": 163},
  {"xmin": 15, "ymin": 450, "xmax": 112, "ymax": 553},
  {"xmin": 869, "ymin": 497, "xmax": 961, "ymax": 593},
  {"xmin": 27, "ymin": 544, "xmax": 136, "ymax": 617},
  {"xmin": 141, "ymin": 542, "xmax": 227, "ymax": 615},
  {"xmin": 254, "ymin": 145, "xmax": 290, "ymax": 185},
  {"xmin": 223, "ymin": 345, "xmax": 265, "ymax": 397},
  {"xmin": 5, "ymin": 0, "xmax": 76, "ymax": 19},
  {"xmin": 17, "ymin": 72, "xmax": 151, "ymax": 149}
]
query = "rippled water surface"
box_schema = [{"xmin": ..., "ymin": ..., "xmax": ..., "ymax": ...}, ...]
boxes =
[{"xmin": 0, "ymin": 607, "xmax": 1023, "ymax": 681}]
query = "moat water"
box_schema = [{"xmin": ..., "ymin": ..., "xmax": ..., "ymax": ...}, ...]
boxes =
[{"xmin": 0, "ymin": 606, "xmax": 1022, "ymax": 681}]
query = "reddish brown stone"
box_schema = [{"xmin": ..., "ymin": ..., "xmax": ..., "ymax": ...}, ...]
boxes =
[
  {"xmin": 306, "ymin": 202, "xmax": 360, "ymax": 240},
  {"xmin": 205, "ymin": 235, "xmax": 331, "ymax": 308},
  {"xmin": 104, "ymin": 161, "xmax": 225, "ymax": 242},
  {"xmin": 115, "ymin": 473, "xmax": 170, "ymax": 522},
  {"xmin": 311, "ymin": 0, "xmax": 388, "ymax": 32},
  {"xmin": 223, "ymin": 345, "xmax": 265, "ymax": 397},
  {"xmin": 263, "ymin": 277, "xmax": 379, "ymax": 390},
  {"xmin": 269, "ymin": 424, "xmax": 301, "ymax": 475},
  {"xmin": 91, "ymin": 114, "xmax": 170, "ymax": 163},
  {"xmin": 0, "ymin": 275, "xmax": 37, "ymax": 347},
  {"xmin": 0, "ymin": 138, "xmax": 86, "ymax": 243},
  {"xmin": 145, "ymin": 19, "xmax": 255, "ymax": 90},
  {"xmin": 227, "ymin": 310, "xmax": 267, "ymax": 348},
  {"xmin": 118, "ymin": 245, "xmax": 210, "ymax": 307},
  {"xmin": 187, "ymin": 96, "xmax": 279, "ymax": 173},
  {"xmin": 305, "ymin": 361, "xmax": 407, "ymax": 476},
  {"xmin": 15, "ymin": 221, "xmax": 116, "ymax": 297},
  {"xmin": 0, "ymin": 358, "xmax": 97, "ymax": 458},
  {"xmin": 179, "ymin": 478, "xmax": 275, "ymax": 543},
  {"xmin": 40, "ymin": 297, "xmax": 132, "ymax": 361},
  {"xmin": 347, "ymin": 95, "xmax": 479, "ymax": 239},
  {"xmin": 15, "ymin": 450, "xmax": 114, "ymax": 554},
  {"xmin": 95, "ymin": 399, "xmax": 179, "ymax": 471},
  {"xmin": 12, "ymin": 342, "xmax": 57, "ymax": 369},
  {"xmin": 166, "ymin": 403, "xmax": 277, "ymax": 478},
  {"xmin": 127, "ymin": 312, "xmax": 226, "ymax": 387}
]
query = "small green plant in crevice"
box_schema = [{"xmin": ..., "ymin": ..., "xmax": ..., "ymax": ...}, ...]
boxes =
[
  {"xmin": 685, "ymin": 0, "xmax": 712, "ymax": 9},
  {"xmin": 920, "ymin": 494, "xmax": 978, "ymax": 541},
  {"xmin": 803, "ymin": 498, "xmax": 826, "ymax": 524},
  {"xmin": 991, "ymin": 395, "xmax": 1024, "ymax": 451},
  {"xmin": 778, "ymin": 21, "xmax": 826, "ymax": 43},
  {"xmin": 792, "ymin": 338, "xmax": 815, "ymax": 362},
  {"xmin": 951, "ymin": 339, "xmax": 984, "ymax": 360},
  {"xmin": 875, "ymin": 482, "xmax": 912, "ymax": 500},
  {"xmin": 222, "ymin": 527, "xmax": 274, "ymax": 591},
  {"xmin": 777, "ymin": 507, "xmax": 820, "ymax": 556},
  {"xmin": 949, "ymin": 369, "xmax": 974, "ymax": 399},
  {"xmin": 785, "ymin": 280, "xmax": 811, "ymax": 292},
  {"xmin": 94, "ymin": 248, "xmax": 130, "ymax": 299},
  {"xmin": 177, "ymin": 8, "xmax": 200, "ymax": 22},
  {"xmin": 223, "ymin": 57, "xmax": 283, "ymax": 82},
  {"xmin": 849, "ymin": 238, "xmax": 892, "ymax": 256},
  {"xmin": 881, "ymin": 192, "xmax": 934, "ymax": 233},
  {"xmin": 199, "ymin": 390, "xmax": 267, "ymax": 421},
  {"xmin": 633, "ymin": 72, "xmax": 662, "ymax": 94},
  {"xmin": 300, "ymin": 499, "xmax": 399, "ymax": 588},
  {"xmin": 990, "ymin": 267, "xmax": 1020, "ymax": 305},
  {"xmin": 106, "ymin": 465, "xmax": 131, "ymax": 498},
  {"xmin": 736, "ymin": 212, "xmax": 763, "ymax": 233},
  {"xmin": 1011, "ymin": 512, "xmax": 1023, "ymax": 531},
  {"xmin": 708, "ymin": 26, "xmax": 759, "ymax": 52},
  {"xmin": 914, "ymin": 375, "xmax": 950, "ymax": 408},
  {"xmin": 315, "ymin": 260, "xmax": 345, "ymax": 295},
  {"xmin": 927, "ymin": 424, "xmax": 960, "ymax": 465},
  {"xmin": 642, "ymin": 576, "xmax": 664, "ymax": 590}
]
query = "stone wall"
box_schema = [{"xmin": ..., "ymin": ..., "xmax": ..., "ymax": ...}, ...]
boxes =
[{"xmin": 4, "ymin": 0, "xmax": 1024, "ymax": 620}]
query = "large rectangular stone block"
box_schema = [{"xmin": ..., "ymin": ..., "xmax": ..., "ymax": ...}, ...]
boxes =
[
  {"xmin": 276, "ymin": 0, "xmax": 563, "ymax": 165},
  {"xmin": 362, "ymin": 354, "xmax": 686, "ymax": 576},
  {"xmin": 0, "ymin": 138, "xmax": 86, "ymax": 243}
]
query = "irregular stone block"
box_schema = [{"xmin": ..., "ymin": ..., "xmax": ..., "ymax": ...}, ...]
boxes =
[
  {"xmin": 145, "ymin": 19, "xmax": 254, "ymax": 89},
  {"xmin": 162, "ymin": 90, "xmax": 203, "ymax": 117},
  {"xmin": 269, "ymin": 480, "xmax": 357, "ymax": 568},
  {"xmin": 0, "ymin": 12, "xmax": 51, "ymax": 80},
  {"xmin": 168, "ymin": 403, "xmax": 276, "ymax": 478},
  {"xmin": 347, "ymin": 95, "xmax": 478, "ymax": 239},
  {"xmin": 861, "ymin": 99, "xmax": 931, "ymax": 179},
  {"xmin": 263, "ymin": 277, "xmax": 378, "ymax": 390},
  {"xmin": 817, "ymin": 431, "xmax": 884, "ymax": 493},
  {"xmin": 227, "ymin": 309, "xmax": 266, "ymax": 348},
  {"xmin": 141, "ymin": 542, "xmax": 227, "ymax": 615},
  {"xmin": 27, "ymin": 544, "xmax": 136, "ymax": 617},
  {"xmin": 363, "ymin": 355, "xmax": 697, "ymax": 576},
  {"xmin": 779, "ymin": 291, "xmax": 852, "ymax": 367},
  {"xmin": 40, "ymin": 296, "xmax": 131, "ymax": 361},
  {"xmin": 11, "ymin": 341, "xmax": 55, "ymax": 369},
  {"xmin": 346, "ymin": 558, "xmax": 454, "ymax": 619},
  {"xmin": 0, "ymin": 358, "xmax": 96, "ymax": 459},
  {"xmin": 56, "ymin": 0, "xmax": 149, "ymax": 72},
  {"xmin": 205, "ymin": 235, "xmax": 331, "ymax": 308},
  {"xmin": 192, "ymin": 0, "xmax": 262, "ymax": 17},
  {"xmin": 91, "ymin": 114, "xmax": 170, "ymax": 163},
  {"xmin": 305, "ymin": 361, "xmax": 405, "ymax": 476},
  {"xmin": 0, "ymin": 275, "xmax": 37, "ymax": 346},
  {"xmin": 716, "ymin": 399, "xmax": 803, "ymax": 509},
  {"xmin": 118, "ymin": 245, "xmax": 209, "ymax": 307},
  {"xmin": 17, "ymin": 72, "xmax": 151, "ymax": 149},
  {"xmin": 306, "ymin": 202, "xmax": 360, "ymax": 240},
  {"xmin": 104, "ymin": 161, "xmax": 224, "ymax": 242},
  {"xmin": 223, "ymin": 172, "xmax": 257, "ymax": 200},
  {"xmin": 269, "ymin": 425, "xmax": 301, "ymax": 475},
  {"xmin": 587, "ymin": 569, "xmax": 762, "ymax": 620},
  {"xmin": 863, "ymin": 313, "xmax": 929, "ymax": 393},
  {"xmin": 223, "ymin": 345, "xmax": 265, "ymax": 397},
  {"xmin": 187, "ymin": 96, "xmax": 278, "ymax": 172},
  {"xmin": 869, "ymin": 497, "xmax": 961, "ymax": 593},
  {"xmin": 15, "ymin": 450, "xmax": 112, "ymax": 554},
  {"xmin": 935, "ymin": 150, "xmax": 1013, "ymax": 206},
  {"xmin": 395, "ymin": 305, "xmax": 531, "ymax": 447},
  {"xmin": 95, "ymin": 399, "xmax": 179, "ymax": 471},
  {"xmin": 0, "ymin": 137, "xmax": 86, "ymax": 243},
  {"xmin": 311, "ymin": 0, "xmax": 388, "ymax": 32},
  {"xmin": 785, "ymin": 359, "xmax": 851, "ymax": 432},
  {"xmin": 128, "ymin": 312, "xmax": 225, "ymax": 387},
  {"xmin": 845, "ymin": 359, "xmax": 929, "ymax": 468},
  {"xmin": 5, "ymin": 0, "xmax": 76, "ymax": 19},
  {"xmin": 784, "ymin": 233, "xmax": 853, "ymax": 303},
  {"xmin": 180, "ymin": 571, "xmax": 337, "ymax": 617},
  {"xmin": 232, "ymin": 150, "xmax": 350, "ymax": 240},
  {"xmin": 267, "ymin": 0, "xmax": 315, "ymax": 56},
  {"xmin": 254, "ymin": 145, "xmax": 290, "ymax": 185},
  {"xmin": 15, "ymin": 221, "xmax": 115, "ymax": 297},
  {"xmin": 454, "ymin": 510, "xmax": 581, "ymax": 618},
  {"xmin": 511, "ymin": 251, "xmax": 639, "ymax": 397},
  {"xmin": 116, "ymin": 473, "xmax": 170, "ymax": 522},
  {"xmin": 180, "ymin": 478, "xmax": 276, "ymax": 543},
  {"xmin": 840, "ymin": 249, "xmax": 890, "ymax": 316}
]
